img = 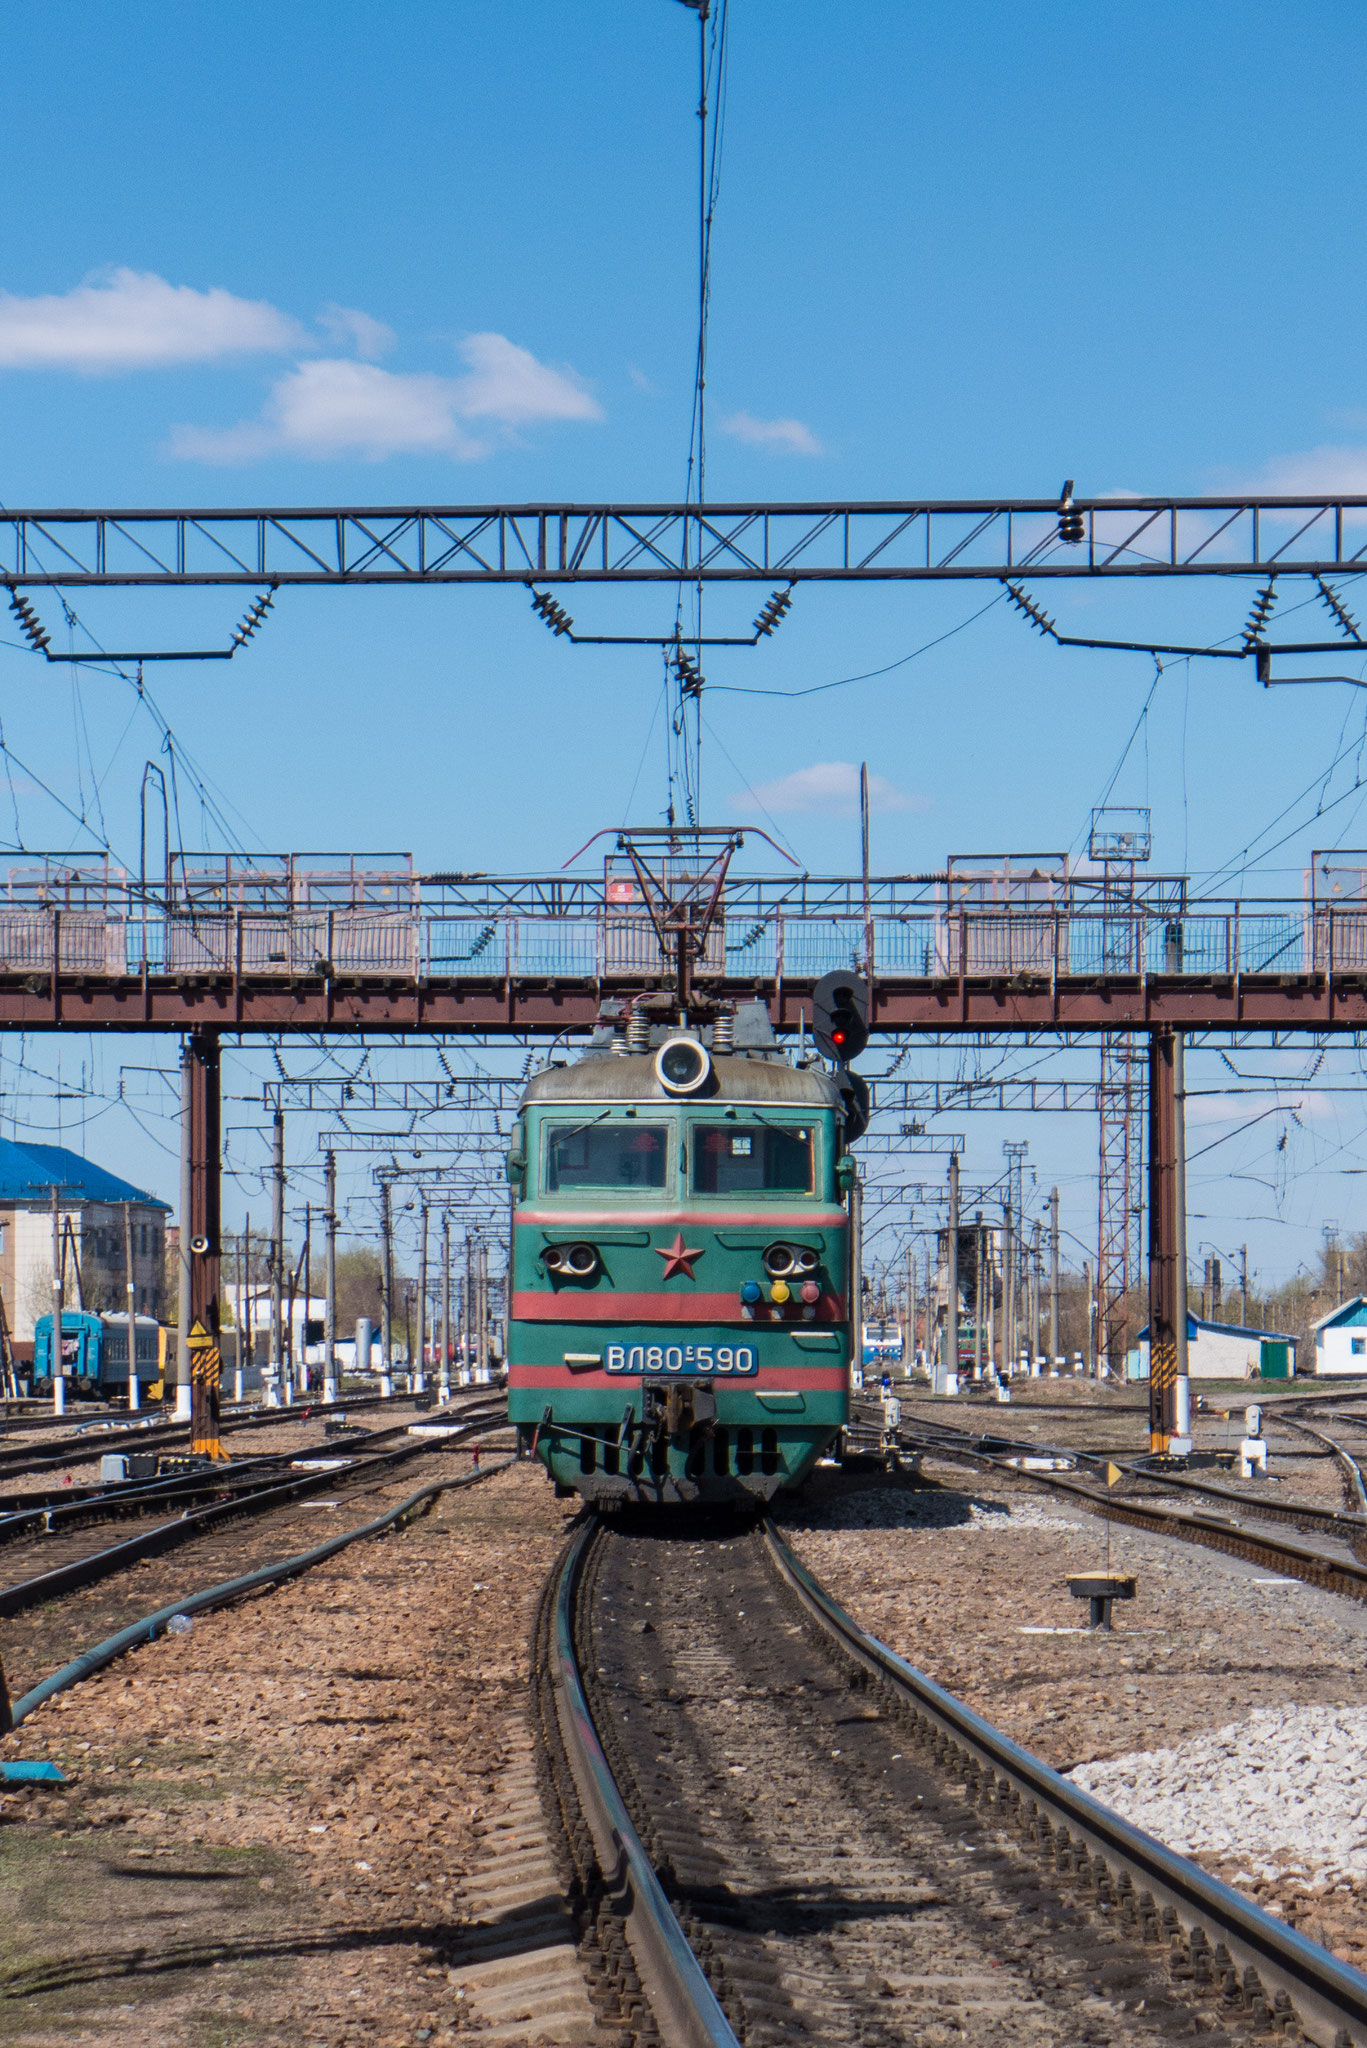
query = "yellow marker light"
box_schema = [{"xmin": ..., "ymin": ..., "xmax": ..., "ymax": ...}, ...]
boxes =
[{"xmin": 770, "ymin": 1279, "xmax": 791, "ymax": 1305}]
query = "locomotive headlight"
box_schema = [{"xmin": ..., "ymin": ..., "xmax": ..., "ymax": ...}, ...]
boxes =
[
  {"xmin": 762, "ymin": 1242, "xmax": 796, "ymax": 1277},
  {"xmin": 794, "ymin": 1246, "xmax": 819, "ymax": 1274},
  {"xmin": 655, "ymin": 1036, "xmax": 712, "ymax": 1097},
  {"xmin": 543, "ymin": 1242, "xmax": 600, "ymax": 1279}
]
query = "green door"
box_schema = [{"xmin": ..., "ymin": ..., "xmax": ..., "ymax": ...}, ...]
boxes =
[{"xmin": 1260, "ymin": 1339, "xmax": 1290, "ymax": 1378}]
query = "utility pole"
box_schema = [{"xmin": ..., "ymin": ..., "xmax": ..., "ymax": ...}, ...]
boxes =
[
  {"xmin": 49, "ymin": 1187, "xmax": 64, "ymax": 1415},
  {"xmin": 440, "ymin": 1209, "xmax": 451, "ymax": 1403},
  {"xmin": 270, "ymin": 1109, "xmax": 286, "ymax": 1405},
  {"xmin": 849, "ymin": 1172, "xmax": 864, "ymax": 1385},
  {"xmin": 1001, "ymin": 1200, "xmax": 1014, "ymax": 1376},
  {"xmin": 1174, "ymin": 1031, "xmax": 1191, "ymax": 1444},
  {"xmin": 414, "ymin": 1206, "xmax": 428, "ymax": 1393},
  {"xmin": 905, "ymin": 1240, "xmax": 915, "ymax": 1378},
  {"xmin": 235, "ymin": 1219, "xmax": 248, "ymax": 1400},
  {"xmin": 1240, "ymin": 1244, "xmax": 1249, "ymax": 1326},
  {"xmin": 943, "ymin": 1153, "xmax": 960, "ymax": 1388},
  {"xmin": 1083, "ymin": 1258, "xmax": 1094, "ymax": 1371},
  {"xmin": 1048, "ymin": 1187, "xmax": 1060, "ymax": 1362},
  {"xmin": 378, "ymin": 1178, "xmax": 393, "ymax": 1379},
  {"xmin": 1029, "ymin": 1218, "xmax": 1042, "ymax": 1366},
  {"xmin": 323, "ymin": 1152, "xmax": 338, "ymax": 1404},
  {"xmin": 974, "ymin": 1211, "xmax": 985, "ymax": 1380},
  {"xmin": 124, "ymin": 1203, "xmax": 139, "ymax": 1412},
  {"xmin": 176, "ymin": 1052, "xmax": 192, "ymax": 1420}
]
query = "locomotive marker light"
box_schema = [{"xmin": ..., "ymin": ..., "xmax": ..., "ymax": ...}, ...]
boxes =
[{"xmin": 654, "ymin": 1036, "xmax": 712, "ymax": 1096}]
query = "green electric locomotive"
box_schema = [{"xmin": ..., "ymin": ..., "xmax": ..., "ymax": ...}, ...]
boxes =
[{"xmin": 505, "ymin": 1001, "xmax": 854, "ymax": 1505}]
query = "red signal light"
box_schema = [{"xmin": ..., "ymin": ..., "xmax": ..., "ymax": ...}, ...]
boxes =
[{"xmin": 831, "ymin": 1027, "xmax": 847, "ymax": 1047}]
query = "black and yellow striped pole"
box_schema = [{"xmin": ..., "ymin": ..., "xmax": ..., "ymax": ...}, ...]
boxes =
[
  {"xmin": 1147, "ymin": 1028, "xmax": 1182, "ymax": 1456},
  {"xmin": 186, "ymin": 1029, "xmax": 227, "ymax": 1461}
]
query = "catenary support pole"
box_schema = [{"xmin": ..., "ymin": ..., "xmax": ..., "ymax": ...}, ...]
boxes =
[
  {"xmin": 849, "ymin": 1175, "xmax": 864, "ymax": 1385},
  {"xmin": 1173, "ymin": 1029, "xmax": 1191, "ymax": 1443},
  {"xmin": 49, "ymin": 1187, "xmax": 64, "ymax": 1416},
  {"xmin": 974, "ymin": 1213, "xmax": 985, "ymax": 1380},
  {"xmin": 323, "ymin": 1152, "xmax": 338, "ymax": 1404},
  {"xmin": 124, "ymin": 1203, "xmax": 139, "ymax": 1412},
  {"xmin": 1148, "ymin": 1028, "xmax": 1182, "ymax": 1455},
  {"xmin": 413, "ymin": 1206, "xmax": 427, "ymax": 1394},
  {"xmin": 1049, "ymin": 1187, "xmax": 1061, "ymax": 1362},
  {"xmin": 379, "ymin": 1178, "xmax": 393, "ymax": 1381},
  {"xmin": 1001, "ymin": 1200, "xmax": 1014, "ymax": 1376},
  {"xmin": 270, "ymin": 1109, "xmax": 286, "ymax": 1405},
  {"xmin": 235, "ymin": 1219, "xmax": 247, "ymax": 1401},
  {"xmin": 176, "ymin": 1048, "xmax": 192, "ymax": 1420},
  {"xmin": 186, "ymin": 1028, "xmax": 224, "ymax": 1459},
  {"xmin": 439, "ymin": 1210, "xmax": 451, "ymax": 1403},
  {"xmin": 943, "ymin": 1154, "xmax": 959, "ymax": 1388}
]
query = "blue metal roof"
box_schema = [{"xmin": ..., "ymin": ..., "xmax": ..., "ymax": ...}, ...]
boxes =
[{"xmin": 0, "ymin": 1138, "xmax": 167, "ymax": 1209}]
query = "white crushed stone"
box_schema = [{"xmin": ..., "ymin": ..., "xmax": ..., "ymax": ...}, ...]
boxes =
[
  {"xmin": 1070, "ymin": 1703, "xmax": 1367, "ymax": 1884},
  {"xmin": 804, "ymin": 1488, "xmax": 1081, "ymax": 1534}
]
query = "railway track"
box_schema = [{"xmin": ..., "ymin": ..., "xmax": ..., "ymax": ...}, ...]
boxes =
[
  {"xmin": 516, "ymin": 1510, "xmax": 1367, "ymax": 2048},
  {"xmin": 893, "ymin": 1414, "xmax": 1367, "ymax": 1591},
  {"xmin": 0, "ymin": 1408, "xmax": 510, "ymax": 1700},
  {"xmin": 0, "ymin": 1384, "xmax": 457, "ymax": 1482}
]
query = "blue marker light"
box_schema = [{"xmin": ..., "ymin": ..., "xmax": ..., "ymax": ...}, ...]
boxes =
[{"xmin": 740, "ymin": 1280, "xmax": 763, "ymax": 1305}]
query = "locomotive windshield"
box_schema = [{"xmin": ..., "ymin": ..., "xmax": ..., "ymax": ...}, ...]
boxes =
[
  {"xmin": 692, "ymin": 1123, "xmax": 813, "ymax": 1195},
  {"xmin": 545, "ymin": 1119, "xmax": 669, "ymax": 1192}
]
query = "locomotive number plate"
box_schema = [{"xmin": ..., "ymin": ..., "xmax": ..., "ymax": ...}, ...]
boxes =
[{"xmin": 604, "ymin": 1344, "xmax": 758, "ymax": 1376}]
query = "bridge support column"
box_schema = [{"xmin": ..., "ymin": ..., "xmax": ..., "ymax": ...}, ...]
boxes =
[
  {"xmin": 1147, "ymin": 1029, "xmax": 1190, "ymax": 1456},
  {"xmin": 185, "ymin": 1029, "xmax": 224, "ymax": 1458}
]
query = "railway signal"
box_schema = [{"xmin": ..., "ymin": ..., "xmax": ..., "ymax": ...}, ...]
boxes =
[{"xmin": 812, "ymin": 971, "xmax": 869, "ymax": 1065}]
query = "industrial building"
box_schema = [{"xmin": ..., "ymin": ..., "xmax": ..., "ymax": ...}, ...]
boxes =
[
  {"xmin": 0, "ymin": 1138, "xmax": 169, "ymax": 1347},
  {"xmin": 1130, "ymin": 1312, "xmax": 1295, "ymax": 1382}
]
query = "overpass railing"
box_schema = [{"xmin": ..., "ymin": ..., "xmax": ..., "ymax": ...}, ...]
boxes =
[{"xmin": 0, "ymin": 901, "xmax": 1359, "ymax": 984}]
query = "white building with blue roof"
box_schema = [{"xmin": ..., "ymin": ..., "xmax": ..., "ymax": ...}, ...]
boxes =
[
  {"xmin": 0, "ymin": 1138, "xmax": 169, "ymax": 1347},
  {"xmin": 1311, "ymin": 1298, "xmax": 1367, "ymax": 1376}
]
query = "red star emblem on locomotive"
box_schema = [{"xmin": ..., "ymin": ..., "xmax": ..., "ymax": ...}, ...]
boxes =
[{"xmin": 655, "ymin": 1231, "xmax": 704, "ymax": 1281}]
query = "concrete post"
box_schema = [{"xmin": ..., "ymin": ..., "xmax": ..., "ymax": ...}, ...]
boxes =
[
  {"xmin": 124, "ymin": 1203, "xmax": 139, "ymax": 1412},
  {"xmin": 323, "ymin": 1151, "xmax": 338, "ymax": 1404}
]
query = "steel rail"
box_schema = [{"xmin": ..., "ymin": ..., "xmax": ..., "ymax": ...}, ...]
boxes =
[
  {"xmin": 0, "ymin": 1385, "xmax": 446, "ymax": 1481},
  {"xmin": 4, "ymin": 1457, "xmax": 514, "ymax": 1730},
  {"xmin": 899, "ymin": 1424, "xmax": 1367, "ymax": 1595},
  {"xmin": 0, "ymin": 1405, "xmax": 507, "ymax": 1617},
  {"xmin": 1282, "ymin": 1414, "xmax": 1367, "ymax": 1514},
  {"xmin": 761, "ymin": 1518, "xmax": 1367, "ymax": 2048},
  {"xmin": 896, "ymin": 1412, "xmax": 1367, "ymax": 1547},
  {"xmin": 0, "ymin": 1405, "xmax": 488, "ymax": 1532},
  {"xmin": 553, "ymin": 1520, "xmax": 740, "ymax": 2048}
]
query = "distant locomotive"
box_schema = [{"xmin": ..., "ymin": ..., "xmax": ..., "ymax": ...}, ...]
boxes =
[{"xmin": 505, "ymin": 1001, "xmax": 857, "ymax": 1505}]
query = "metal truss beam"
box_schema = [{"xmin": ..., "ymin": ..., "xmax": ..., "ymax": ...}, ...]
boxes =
[
  {"xmin": 12, "ymin": 978, "xmax": 1367, "ymax": 1032},
  {"xmin": 5, "ymin": 497, "xmax": 1367, "ymax": 586}
]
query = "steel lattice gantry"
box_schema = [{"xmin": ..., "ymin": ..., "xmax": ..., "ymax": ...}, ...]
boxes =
[{"xmin": 4, "ymin": 497, "xmax": 1367, "ymax": 584}]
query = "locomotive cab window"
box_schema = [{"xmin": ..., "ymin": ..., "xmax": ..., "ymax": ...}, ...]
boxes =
[
  {"xmin": 692, "ymin": 1123, "xmax": 813, "ymax": 1195},
  {"xmin": 544, "ymin": 1120, "xmax": 669, "ymax": 1193}
]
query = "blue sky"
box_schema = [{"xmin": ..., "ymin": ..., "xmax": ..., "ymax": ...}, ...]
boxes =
[{"xmin": 4, "ymin": 0, "xmax": 1367, "ymax": 1294}]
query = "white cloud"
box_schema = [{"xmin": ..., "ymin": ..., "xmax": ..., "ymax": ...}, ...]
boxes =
[
  {"xmin": 726, "ymin": 761, "xmax": 918, "ymax": 819},
  {"xmin": 0, "ymin": 267, "xmax": 306, "ymax": 372},
  {"xmin": 721, "ymin": 410, "xmax": 823, "ymax": 456},
  {"xmin": 317, "ymin": 303, "xmax": 396, "ymax": 361},
  {"xmin": 1252, "ymin": 444, "xmax": 1367, "ymax": 495},
  {"xmin": 169, "ymin": 333, "xmax": 604, "ymax": 464},
  {"xmin": 451, "ymin": 331, "xmax": 602, "ymax": 425}
]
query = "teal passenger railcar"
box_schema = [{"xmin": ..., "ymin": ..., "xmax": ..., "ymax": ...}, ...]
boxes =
[{"xmin": 505, "ymin": 1005, "xmax": 855, "ymax": 1505}]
